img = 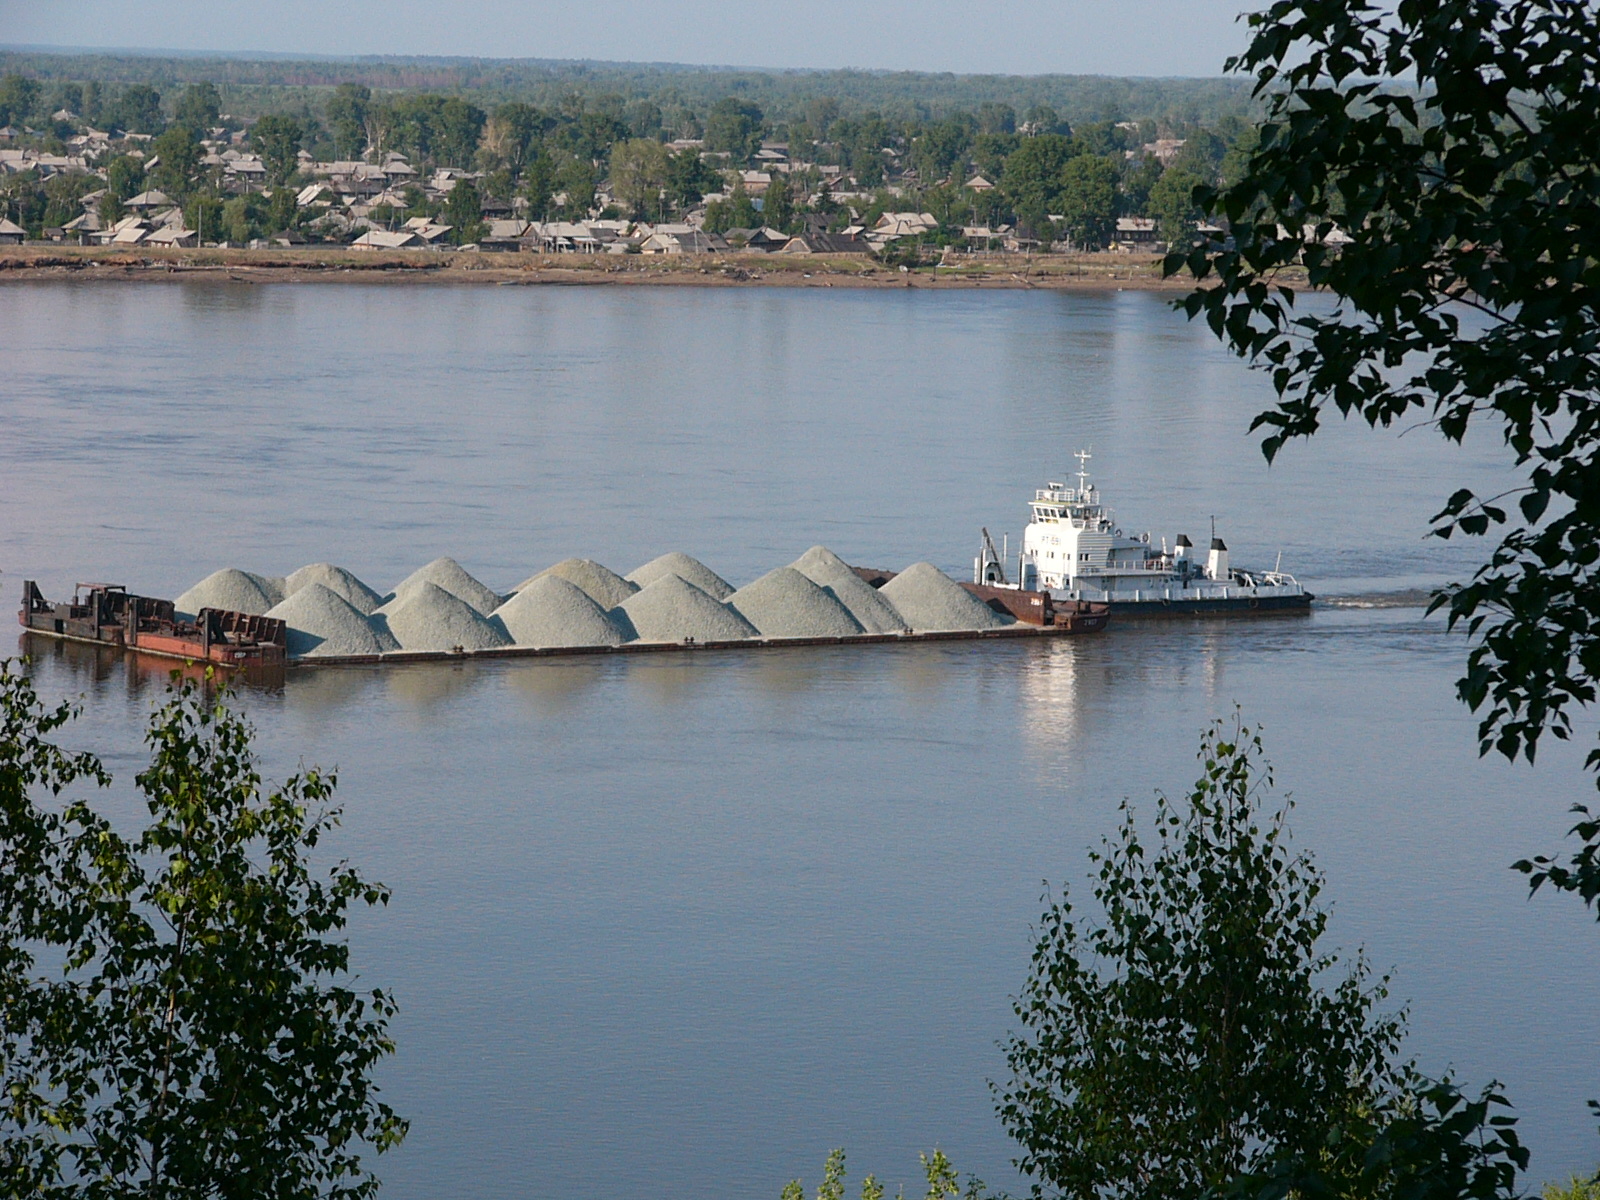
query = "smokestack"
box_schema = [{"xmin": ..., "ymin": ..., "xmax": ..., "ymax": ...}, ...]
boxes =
[
  {"xmin": 1208, "ymin": 537, "xmax": 1229, "ymax": 581},
  {"xmin": 1174, "ymin": 534, "xmax": 1192, "ymax": 560}
]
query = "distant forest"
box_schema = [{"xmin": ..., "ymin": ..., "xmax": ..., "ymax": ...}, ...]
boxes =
[{"xmin": 0, "ymin": 49, "xmax": 1254, "ymax": 129}]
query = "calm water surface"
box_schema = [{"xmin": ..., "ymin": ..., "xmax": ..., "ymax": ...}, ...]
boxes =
[{"xmin": 3, "ymin": 282, "xmax": 1597, "ymax": 1197}]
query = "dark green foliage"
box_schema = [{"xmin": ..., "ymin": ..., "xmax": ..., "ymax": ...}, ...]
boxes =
[
  {"xmin": 150, "ymin": 122, "xmax": 203, "ymax": 198},
  {"xmin": 998, "ymin": 719, "xmax": 1405, "ymax": 1200},
  {"xmin": 665, "ymin": 146, "xmax": 721, "ymax": 207},
  {"xmin": 522, "ymin": 150, "xmax": 557, "ymax": 218},
  {"xmin": 1147, "ymin": 165, "xmax": 1206, "ymax": 245},
  {"xmin": 762, "ymin": 175, "xmax": 793, "ymax": 232},
  {"xmin": 1167, "ymin": 0, "xmax": 1600, "ymax": 910},
  {"xmin": 325, "ymin": 83, "xmax": 370, "ymax": 159},
  {"xmin": 110, "ymin": 83, "xmax": 163, "ymax": 134},
  {"xmin": 704, "ymin": 96, "xmax": 764, "ymax": 161},
  {"xmin": 104, "ymin": 153, "xmax": 144, "ymax": 202},
  {"xmin": 445, "ymin": 178, "xmax": 484, "ymax": 243},
  {"xmin": 1055, "ymin": 155, "xmax": 1120, "ymax": 248},
  {"xmin": 0, "ymin": 73, "xmax": 40, "ymax": 127},
  {"xmin": 184, "ymin": 191, "xmax": 224, "ymax": 243},
  {"xmin": 250, "ymin": 113, "xmax": 304, "ymax": 185},
  {"xmin": 1001, "ymin": 133, "xmax": 1082, "ymax": 232},
  {"xmin": 173, "ymin": 81, "xmax": 221, "ymax": 130},
  {"xmin": 1222, "ymin": 1080, "xmax": 1527, "ymax": 1200},
  {"xmin": 0, "ymin": 663, "xmax": 405, "ymax": 1198}
]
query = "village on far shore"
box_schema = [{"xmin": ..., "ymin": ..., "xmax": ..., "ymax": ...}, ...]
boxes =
[
  {"xmin": 0, "ymin": 75, "xmax": 1356, "ymax": 272},
  {"xmin": 0, "ymin": 126, "xmax": 1197, "ymax": 258}
]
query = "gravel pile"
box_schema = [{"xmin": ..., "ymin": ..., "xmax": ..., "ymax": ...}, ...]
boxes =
[
  {"xmin": 175, "ymin": 568, "xmax": 282, "ymax": 619},
  {"xmin": 879, "ymin": 562, "xmax": 1012, "ymax": 632},
  {"xmin": 378, "ymin": 582, "xmax": 513, "ymax": 653},
  {"xmin": 519, "ymin": 559, "xmax": 638, "ymax": 610},
  {"xmin": 626, "ymin": 552, "xmax": 735, "ymax": 601},
  {"xmin": 494, "ymin": 575, "xmax": 633, "ymax": 649},
  {"xmin": 728, "ymin": 567, "xmax": 865, "ymax": 639},
  {"xmin": 790, "ymin": 546, "xmax": 909, "ymax": 634},
  {"xmin": 617, "ymin": 574, "xmax": 759, "ymax": 643},
  {"xmin": 284, "ymin": 563, "xmax": 383, "ymax": 615},
  {"xmin": 387, "ymin": 558, "xmax": 503, "ymax": 615},
  {"xmin": 267, "ymin": 583, "xmax": 399, "ymax": 659}
]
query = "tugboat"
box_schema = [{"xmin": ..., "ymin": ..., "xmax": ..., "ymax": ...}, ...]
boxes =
[{"xmin": 974, "ymin": 451, "xmax": 1312, "ymax": 615}]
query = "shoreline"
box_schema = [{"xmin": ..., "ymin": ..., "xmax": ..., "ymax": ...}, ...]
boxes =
[{"xmin": 0, "ymin": 245, "xmax": 1246, "ymax": 290}]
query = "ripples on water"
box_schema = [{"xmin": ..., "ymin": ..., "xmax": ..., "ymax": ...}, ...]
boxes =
[{"xmin": 3, "ymin": 283, "xmax": 1598, "ymax": 1199}]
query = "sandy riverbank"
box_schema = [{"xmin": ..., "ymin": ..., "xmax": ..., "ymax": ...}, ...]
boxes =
[{"xmin": 0, "ymin": 244, "xmax": 1255, "ymax": 289}]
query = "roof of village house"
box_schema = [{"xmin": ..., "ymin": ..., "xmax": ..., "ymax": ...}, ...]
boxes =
[
  {"xmin": 352, "ymin": 229, "xmax": 423, "ymax": 249},
  {"xmin": 965, "ymin": 174, "xmax": 995, "ymax": 190},
  {"xmin": 0, "ymin": 218, "xmax": 26, "ymax": 236},
  {"xmin": 779, "ymin": 232, "xmax": 872, "ymax": 255}
]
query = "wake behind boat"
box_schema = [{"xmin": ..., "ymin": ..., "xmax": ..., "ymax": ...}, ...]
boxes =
[{"xmin": 975, "ymin": 451, "xmax": 1313, "ymax": 616}]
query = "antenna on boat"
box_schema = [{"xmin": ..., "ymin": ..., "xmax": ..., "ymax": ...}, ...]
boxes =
[{"xmin": 1074, "ymin": 448, "xmax": 1092, "ymax": 496}]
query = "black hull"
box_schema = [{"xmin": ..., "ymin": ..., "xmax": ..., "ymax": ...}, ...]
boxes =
[{"xmin": 1106, "ymin": 593, "xmax": 1314, "ymax": 617}]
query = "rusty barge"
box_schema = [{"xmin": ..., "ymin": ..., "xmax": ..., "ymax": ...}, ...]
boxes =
[{"xmin": 18, "ymin": 577, "xmax": 1108, "ymax": 670}]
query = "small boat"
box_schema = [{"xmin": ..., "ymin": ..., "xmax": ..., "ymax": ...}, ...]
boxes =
[{"xmin": 974, "ymin": 452, "xmax": 1313, "ymax": 616}]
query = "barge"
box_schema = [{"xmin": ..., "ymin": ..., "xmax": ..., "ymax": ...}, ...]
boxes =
[
  {"xmin": 19, "ymin": 581, "xmax": 287, "ymax": 667},
  {"xmin": 975, "ymin": 452, "xmax": 1313, "ymax": 616},
  {"xmin": 19, "ymin": 579, "xmax": 1107, "ymax": 669}
]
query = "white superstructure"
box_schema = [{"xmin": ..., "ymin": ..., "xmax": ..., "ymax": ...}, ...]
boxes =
[{"xmin": 976, "ymin": 451, "xmax": 1308, "ymax": 609}]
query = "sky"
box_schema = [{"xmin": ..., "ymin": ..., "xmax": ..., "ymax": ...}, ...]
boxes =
[{"xmin": 2, "ymin": 0, "xmax": 1257, "ymax": 77}]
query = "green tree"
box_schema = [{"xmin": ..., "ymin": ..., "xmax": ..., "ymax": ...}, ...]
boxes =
[
  {"xmin": 554, "ymin": 156, "xmax": 597, "ymax": 218},
  {"xmin": 325, "ymin": 83, "xmax": 370, "ymax": 160},
  {"xmin": 1000, "ymin": 132, "xmax": 1079, "ymax": 231},
  {"xmin": 150, "ymin": 122, "xmax": 203, "ymax": 198},
  {"xmin": 434, "ymin": 97, "xmax": 485, "ymax": 168},
  {"xmin": 704, "ymin": 96, "xmax": 764, "ymax": 161},
  {"xmin": 523, "ymin": 149, "xmax": 558, "ymax": 219},
  {"xmin": 762, "ymin": 174, "xmax": 793, "ymax": 232},
  {"xmin": 444, "ymin": 178, "xmax": 484, "ymax": 244},
  {"xmin": 998, "ymin": 718, "xmax": 1406, "ymax": 1200},
  {"xmin": 221, "ymin": 193, "xmax": 264, "ymax": 244},
  {"xmin": 173, "ymin": 81, "xmax": 221, "ymax": 130},
  {"xmin": 184, "ymin": 191, "xmax": 225, "ymax": 244},
  {"xmin": 251, "ymin": 114, "xmax": 304, "ymax": 186},
  {"xmin": 0, "ymin": 664, "xmax": 406, "ymax": 1197},
  {"xmin": 1170, "ymin": 0, "xmax": 1600, "ymax": 909},
  {"xmin": 609, "ymin": 137, "xmax": 670, "ymax": 217},
  {"xmin": 111, "ymin": 83, "xmax": 164, "ymax": 134},
  {"xmin": 104, "ymin": 153, "xmax": 144, "ymax": 203},
  {"xmin": 1055, "ymin": 154, "xmax": 1120, "ymax": 249},
  {"xmin": 665, "ymin": 146, "xmax": 720, "ymax": 209},
  {"xmin": 1146, "ymin": 165, "xmax": 1205, "ymax": 246},
  {"xmin": 0, "ymin": 73, "xmax": 40, "ymax": 128}
]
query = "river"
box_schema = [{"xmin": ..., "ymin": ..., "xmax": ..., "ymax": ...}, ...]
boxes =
[{"xmin": 3, "ymin": 280, "xmax": 1597, "ymax": 1198}]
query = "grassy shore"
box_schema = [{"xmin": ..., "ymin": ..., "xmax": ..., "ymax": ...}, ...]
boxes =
[{"xmin": 0, "ymin": 244, "xmax": 1247, "ymax": 290}]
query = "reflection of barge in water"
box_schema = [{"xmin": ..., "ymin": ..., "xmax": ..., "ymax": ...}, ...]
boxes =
[{"xmin": 19, "ymin": 578, "xmax": 1108, "ymax": 670}]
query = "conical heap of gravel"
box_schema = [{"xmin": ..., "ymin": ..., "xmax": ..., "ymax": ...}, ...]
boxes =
[
  {"xmin": 266, "ymin": 583, "xmax": 399, "ymax": 659},
  {"xmin": 494, "ymin": 575, "xmax": 634, "ymax": 649},
  {"xmin": 284, "ymin": 562, "xmax": 383, "ymax": 615},
  {"xmin": 879, "ymin": 562, "xmax": 1012, "ymax": 632},
  {"xmin": 517, "ymin": 559, "xmax": 639, "ymax": 610},
  {"xmin": 378, "ymin": 581, "xmax": 513, "ymax": 653},
  {"xmin": 790, "ymin": 546, "xmax": 909, "ymax": 634},
  {"xmin": 616, "ymin": 574, "xmax": 759, "ymax": 644},
  {"xmin": 385, "ymin": 557, "xmax": 503, "ymax": 616},
  {"xmin": 727, "ymin": 566, "xmax": 866, "ymax": 639},
  {"xmin": 625, "ymin": 552, "xmax": 735, "ymax": 601},
  {"xmin": 175, "ymin": 568, "xmax": 278, "ymax": 619}
]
